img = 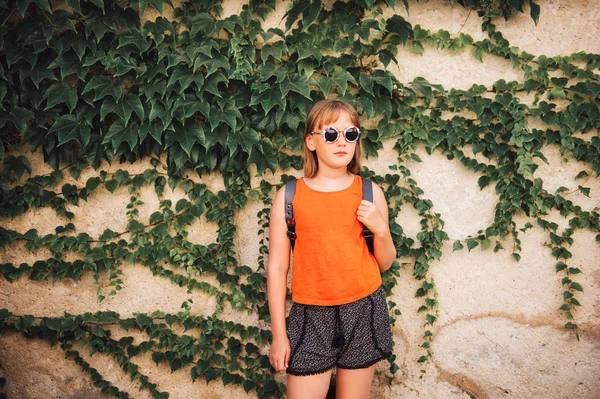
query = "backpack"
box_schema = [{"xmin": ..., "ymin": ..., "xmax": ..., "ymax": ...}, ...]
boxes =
[{"xmin": 284, "ymin": 177, "xmax": 374, "ymax": 254}]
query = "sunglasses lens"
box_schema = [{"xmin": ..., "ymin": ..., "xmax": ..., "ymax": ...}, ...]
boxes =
[
  {"xmin": 345, "ymin": 127, "xmax": 360, "ymax": 142},
  {"xmin": 324, "ymin": 128, "xmax": 339, "ymax": 143}
]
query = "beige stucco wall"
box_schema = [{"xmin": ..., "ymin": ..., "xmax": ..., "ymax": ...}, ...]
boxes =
[{"xmin": 1, "ymin": 0, "xmax": 600, "ymax": 398}]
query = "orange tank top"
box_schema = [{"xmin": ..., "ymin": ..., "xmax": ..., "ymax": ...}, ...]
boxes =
[{"xmin": 290, "ymin": 175, "xmax": 382, "ymax": 306}]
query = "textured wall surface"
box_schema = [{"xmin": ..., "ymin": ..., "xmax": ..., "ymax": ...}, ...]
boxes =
[{"xmin": 1, "ymin": 0, "xmax": 600, "ymax": 398}]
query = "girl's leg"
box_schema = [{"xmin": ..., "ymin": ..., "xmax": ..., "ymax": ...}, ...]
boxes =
[
  {"xmin": 335, "ymin": 364, "xmax": 376, "ymax": 399},
  {"xmin": 287, "ymin": 369, "xmax": 334, "ymax": 399}
]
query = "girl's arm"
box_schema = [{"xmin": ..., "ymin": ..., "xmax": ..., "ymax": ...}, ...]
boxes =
[
  {"xmin": 266, "ymin": 186, "xmax": 292, "ymax": 371},
  {"xmin": 357, "ymin": 183, "xmax": 396, "ymax": 272}
]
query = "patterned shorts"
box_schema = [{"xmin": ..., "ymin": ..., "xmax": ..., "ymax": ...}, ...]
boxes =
[{"xmin": 286, "ymin": 285, "xmax": 394, "ymax": 376}]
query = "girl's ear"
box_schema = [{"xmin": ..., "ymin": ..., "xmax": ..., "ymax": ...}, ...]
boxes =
[{"xmin": 305, "ymin": 134, "xmax": 316, "ymax": 151}]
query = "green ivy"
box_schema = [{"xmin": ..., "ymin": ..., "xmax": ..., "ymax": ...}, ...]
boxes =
[{"xmin": 1, "ymin": 0, "xmax": 599, "ymax": 396}]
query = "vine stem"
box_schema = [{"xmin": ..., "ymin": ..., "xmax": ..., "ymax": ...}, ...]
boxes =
[
  {"xmin": 9, "ymin": 204, "xmax": 192, "ymax": 244},
  {"xmin": 565, "ymin": 171, "xmax": 592, "ymax": 196},
  {"xmin": 457, "ymin": 9, "xmax": 472, "ymax": 35},
  {"xmin": 0, "ymin": 9, "xmax": 14, "ymax": 27}
]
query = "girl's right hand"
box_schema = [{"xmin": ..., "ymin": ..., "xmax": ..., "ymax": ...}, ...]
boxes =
[{"xmin": 268, "ymin": 336, "xmax": 291, "ymax": 372}]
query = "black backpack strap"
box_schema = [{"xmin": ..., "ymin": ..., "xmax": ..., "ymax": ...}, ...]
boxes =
[
  {"xmin": 284, "ymin": 179, "xmax": 297, "ymax": 251},
  {"xmin": 361, "ymin": 177, "xmax": 374, "ymax": 255}
]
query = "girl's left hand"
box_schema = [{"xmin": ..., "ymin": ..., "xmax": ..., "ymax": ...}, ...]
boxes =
[{"xmin": 356, "ymin": 200, "xmax": 387, "ymax": 236}]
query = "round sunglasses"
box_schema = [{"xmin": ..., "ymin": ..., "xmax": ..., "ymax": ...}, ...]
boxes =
[{"xmin": 309, "ymin": 126, "xmax": 361, "ymax": 143}]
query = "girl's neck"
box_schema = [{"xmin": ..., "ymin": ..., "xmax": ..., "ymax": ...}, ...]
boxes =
[
  {"xmin": 305, "ymin": 169, "xmax": 354, "ymax": 191},
  {"xmin": 314, "ymin": 168, "xmax": 350, "ymax": 180}
]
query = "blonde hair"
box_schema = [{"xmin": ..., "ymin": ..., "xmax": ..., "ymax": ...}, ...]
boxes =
[{"xmin": 302, "ymin": 100, "xmax": 363, "ymax": 178}]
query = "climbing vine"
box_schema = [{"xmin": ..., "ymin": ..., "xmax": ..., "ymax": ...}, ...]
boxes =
[{"xmin": 0, "ymin": 0, "xmax": 599, "ymax": 396}]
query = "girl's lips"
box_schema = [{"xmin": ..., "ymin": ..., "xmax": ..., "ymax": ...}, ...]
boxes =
[{"xmin": 334, "ymin": 152, "xmax": 347, "ymax": 155}]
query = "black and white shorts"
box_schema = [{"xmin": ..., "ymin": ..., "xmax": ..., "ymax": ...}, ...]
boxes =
[{"xmin": 285, "ymin": 285, "xmax": 394, "ymax": 376}]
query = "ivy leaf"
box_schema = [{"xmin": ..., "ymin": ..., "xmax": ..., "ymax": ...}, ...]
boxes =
[
  {"xmin": 466, "ymin": 238, "xmax": 478, "ymax": 251},
  {"xmin": 529, "ymin": 0, "xmax": 540, "ymax": 25},
  {"xmin": 256, "ymin": 60, "xmax": 286, "ymax": 82},
  {"xmin": 165, "ymin": 120, "xmax": 205, "ymax": 156},
  {"xmin": 578, "ymin": 185, "xmax": 590, "ymax": 197},
  {"xmin": 478, "ymin": 175, "xmax": 490, "ymax": 189},
  {"xmin": 300, "ymin": 0, "xmax": 321, "ymax": 29},
  {"xmin": 360, "ymin": 71, "xmax": 393, "ymax": 96},
  {"xmin": 193, "ymin": 53, "xmax": 230, "ymax": 77},
  {"xmin": 204, "ymin": 367, "xmax": 220, "ymax": 384},
  {"xmin": 250, "ymin": 86, "xmax": 285, "ymax": 115},
  {"xmin": 472, "ymin": 44, "xmax": 486, "ymax": 62},
  {"xmin": 169, "ymin": 357, "xmax": 182, "ymax": 373},
  {"xmin": 14, "ymin": 315, "xmax": 35, "ymax": 331},
  {"xmin": 570, "ymin": 282, "xmax": 583, "ymax": 292},
  {"xmin": 188, "ymin": 13, "xmax": 217, "ymax": 37},
  {"xmin": 140, "ymin": 80, "xmax": 166, "ymax": 101},
  {"xmin": 168, "ymin": 142, "xmax": 189, "ymax": 169},
  {"xmin": 284, "ymin": 0, "xmax": 318, "ymax": 32},
  {"xmin": 480, "ymin": 238, "xmax": 491, "ymax": 250},
  {"xmin": 281, "ymin": 75, "xmax": 314, "ymax": 100},
  {"xmin": 201, "ymin": 72, "xmax": 228, "ymax": 97},
  {"xmin": 452, "ymin": 240, "xmax": 463, "ymax": 251},
  {"xmin": 135, "ymin": 313, "xmax": 153, "ymax": 328},
  {"xmin": 175, "ymin": 198, "xmax": 191, "ymax": 213},
  {"xmin": 371, "ymin": 98, "xmax": 392, "ymax": 122},
  {"xmin": 260, "ymin": 42, "xmax": 288, "ymax": 62},
  {"xmin": 298, "ymin": 47, "xmax": 322, "ymax": 62},
  {"xmin": 8, "ymin": 107, "xmax": 34, "ymax": 133},
  {"xmin": 172, "ymin": 98, "xmax": 202, "ymax": 122},
  {"xmin": 0, "ymin": 309, "xmax": 12, "ymax": 321},
  {"xmin": 139, "ymin": 0, "xmax": 172, "ymax": 14},
  {"xmin": 167, "ymin": 65, "xmax": 204, "ymax": 92},
  {"xmin": 25, "ymin": 30, "xmax": 48, "ymax": 54},
  {"xmin": 385, "ymin": 15, "xmax": 412, "ymax": 45},
  {"xmin": 227, "ymin": 127, "xmax": 260, "ymax": 154},
  {"xmin": 48, "ymin": 51, "xmax": 89, "ymax": 81},
  {"xmin": 149, "ymin": 100, "xmax": 172, "ymax": 128},
  {"xmin": 45, "ymin": 82, "xmax": 78, "ymax": 112},
  {"xmin": 318, "ymin": 76, "xmax": 333, "ymax": 97},
  {"xmin": 357, "ymin": 96, "xmax": 374, "ymax": 119},
  {"xmin": 138, "ymin": 120, "xmax": 164, "ymax": 144},
  {"xmin": 103, "ymin": 120, "xmax": 138, "ymax": 151},
  {"xmin": 152, "ymin": 351, "xmax": 165, "ymax": 365},
  {"xmin": 19, "ymin": 62, "xmax": 56, "ymax": 89},
  {"xmin": 508, "ymin": 0, "xmax": 525, "ymax": 11},
  {"xmin": 86, "ymin": 176, "xmax": 100, "ymax": 194},
  {"xmin": 82, "ymin": 76, "xmax": 122, "ymax": 102},
  {"xmin": 65, "ymin": 0, "xmax": 81, "ymax": 14},
  {"xmin": 85, "ymin": 16, "xmax": 110, "ymax": 42},
  {"xmin": 547, "ymin": 87, "xmax": 566, "ymax": 100},
  {"xmin": 331, "ymin": 70, "xmax": 356, "ymax": 96},
  {"xmin": 411, "ymin": 77, "xmax": 444, "ymax": 100},
  {"xmin": 204, "ymin": 124, "xmax": 228, "ymax": 150},
  {"xmin": 3, "ymin": 155, "xmax": 32, "ymax": 182},
  {"xmin": 379, "ymin": 49, "xmax": 397, "ymax": 67},
  {"xmin": 249, "ymin": 138, "xmax": 278, "ymax": 176},
  {"xmin": 96, "ymin": 311, "xmax": 118, "ymax": 323},
  {"xmin": 243, "ymin": 380, "xmax": 255, "ymax": 393},
  {"xmin": 208, "ymin": 102, "xmax": 242, "ymax": 132},
  {"xmin": 17, "ymin": 0, "xmax": 51, "ymax": 16},
  {"xmin": 87, "ymin": 0, "xmax": 104, "ymax": 13},
  {"xmin": 100, "ymin": 94, "xmax": 145, "ymax": 126},
  {"xmin": 108, "ymin": 56, "xmax": 147, "ymax": 78},
  {"xmin": 49, "ymin": 114, "xmax": 91, "ymax": 146}
]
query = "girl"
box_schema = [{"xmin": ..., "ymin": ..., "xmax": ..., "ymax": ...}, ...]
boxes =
[{"xmin": 267, "ymin": 99, "xmax": 396, "ymax": 399}]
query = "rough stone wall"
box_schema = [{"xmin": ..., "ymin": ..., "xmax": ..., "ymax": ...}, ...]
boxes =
[{"xmin": 1, "ymin": 0, "xmax": 600, "ymax": 398}]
